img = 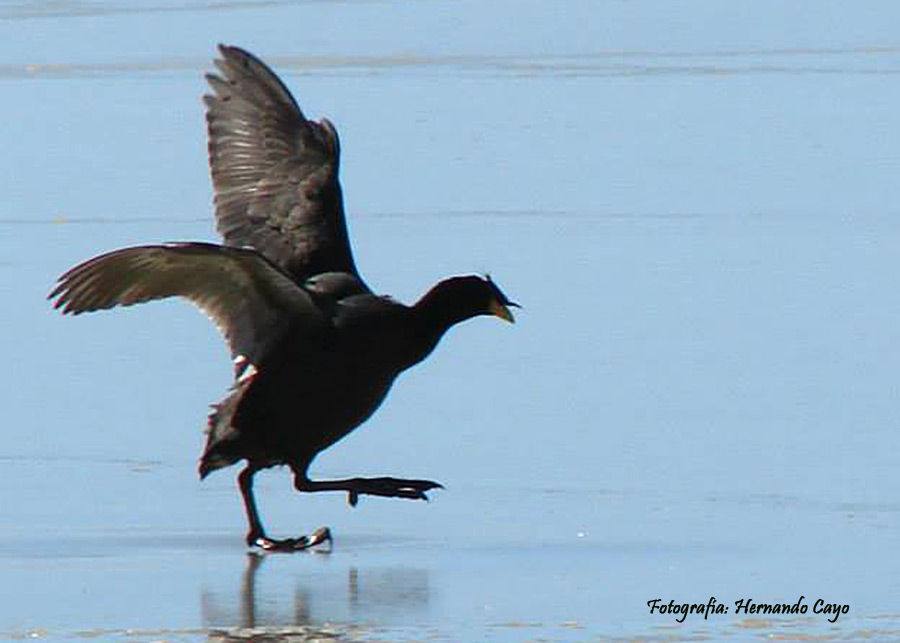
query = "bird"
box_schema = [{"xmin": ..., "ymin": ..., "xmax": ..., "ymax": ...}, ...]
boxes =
[{"xmin": 49, "ymin": 45, "xmax": 517, "ymax": 551}]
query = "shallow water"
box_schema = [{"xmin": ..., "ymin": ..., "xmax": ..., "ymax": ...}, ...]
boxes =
[{"xmin": 4, "ymin": 1, "xmax": 900, "ymax": 641}]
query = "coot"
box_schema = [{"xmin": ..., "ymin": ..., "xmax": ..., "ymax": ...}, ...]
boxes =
[{"xmin": 50, "ymin": 45, "xmax": 516, "ymax": 551}]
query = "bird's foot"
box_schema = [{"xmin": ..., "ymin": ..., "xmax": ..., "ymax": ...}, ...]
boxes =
[
  {"xmin": 248, "ymin": 526, "xmax": 332, "ymax": 552},
  {"xmin": 346, "ymin": 477, "xmax": 444, "ymax": 507}
]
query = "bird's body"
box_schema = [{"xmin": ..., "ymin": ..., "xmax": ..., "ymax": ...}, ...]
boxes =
[
  {"xmin": 50, "ymin": 45, "xmax": 516, "ymax": 550},
  {"xmin": 201, "ymin": 286, "xmax": 445, "ymax": 478}
]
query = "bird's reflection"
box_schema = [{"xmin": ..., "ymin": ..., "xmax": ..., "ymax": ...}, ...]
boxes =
[{"xmin": 202, "ymin": 551, "xmax": 430, "ymax": 640}]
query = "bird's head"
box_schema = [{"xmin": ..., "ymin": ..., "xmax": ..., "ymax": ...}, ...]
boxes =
[
  {"xmin": 417, "ymin": 274, "xmax": 519, "ymax": 329},
  {"xmin": 482, "ymin": 274, "xmax": 519, "ymax": 323}
]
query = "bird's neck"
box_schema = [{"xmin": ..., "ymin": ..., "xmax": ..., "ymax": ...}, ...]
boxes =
[{"xmin": 411, "ymin": 279, "xmax": 482, "ymax": 342}]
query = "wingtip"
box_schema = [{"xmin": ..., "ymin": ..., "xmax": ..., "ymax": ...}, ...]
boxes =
[
  {"xmin": 216, "ymin": 44, "xmax": 255, "ymax": 66},
  {"xmin": 212, "ymin": 44, "xmax": 239, "ymax": 71},
  {"xmin": 47, "ymin": 281, "xmax": 71, "ymax": 311},
  {"xmin": 216, "ymin": 43, "xmax": 238, "ymax": 59}
]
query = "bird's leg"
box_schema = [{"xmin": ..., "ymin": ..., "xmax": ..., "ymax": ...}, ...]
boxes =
[
  {"xmin": 294, "ymin": 475, "xmax": 444, "ymax": 507},
  {"xmin": 237, "ymin": 465, "xmax": 332, "ymax": 552}
]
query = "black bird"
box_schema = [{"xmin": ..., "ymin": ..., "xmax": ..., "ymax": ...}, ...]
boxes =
[{"xmin": 49, "ymin": 45, "xmax": 517, "ymax": 551}]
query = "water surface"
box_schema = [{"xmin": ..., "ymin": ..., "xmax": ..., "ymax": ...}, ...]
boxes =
[{"xmin": 3, "ymin": 1, "xmax": 900, "ymax": 641}]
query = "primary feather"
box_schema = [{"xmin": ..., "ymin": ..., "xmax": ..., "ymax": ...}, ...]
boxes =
[
  {"xmin": 205, "ymin": 45, "xmax": 362, "ymax": 285},
  {"xmin": 50, "ymin": 242, "xmax": 327, "ymax": 375}
]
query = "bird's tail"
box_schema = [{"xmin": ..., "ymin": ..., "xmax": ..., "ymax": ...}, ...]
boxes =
[{"xmin": 198, "ymin": 385, "xmax": 246, "ymax": 479}]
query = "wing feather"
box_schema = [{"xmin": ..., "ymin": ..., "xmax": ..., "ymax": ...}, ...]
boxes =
[
  {"xmin": 205, "ymin": 44, "xmax": 364, "ymax": 285},
  {"xmin": 49, "ymin": 243, "xmax": 327, "ymax": 374}
]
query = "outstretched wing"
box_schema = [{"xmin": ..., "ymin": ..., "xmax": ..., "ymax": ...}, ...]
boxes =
[
  {"xmin": 205, "ymin": 44, "xmax": 364, "ymax": 286},
  {"xmin": 49, "ymin": 242, "xmax": 328, "ymax": 375}
]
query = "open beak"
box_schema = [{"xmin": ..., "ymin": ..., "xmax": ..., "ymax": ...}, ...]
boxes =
[{"xmin": 489, "ymin": 298, "xmax": 519, "ymax": 323}]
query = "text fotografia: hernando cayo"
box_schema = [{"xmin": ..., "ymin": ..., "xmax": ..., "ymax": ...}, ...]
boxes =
[{"xmin": 647, "ymin": 596, "xmax": 849, "ymax": 623}]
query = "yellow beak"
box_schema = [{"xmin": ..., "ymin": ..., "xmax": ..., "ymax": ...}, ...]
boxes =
[{"xmin": 489, "ymin": 298, "xmax": 516, "ymax": 323}]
